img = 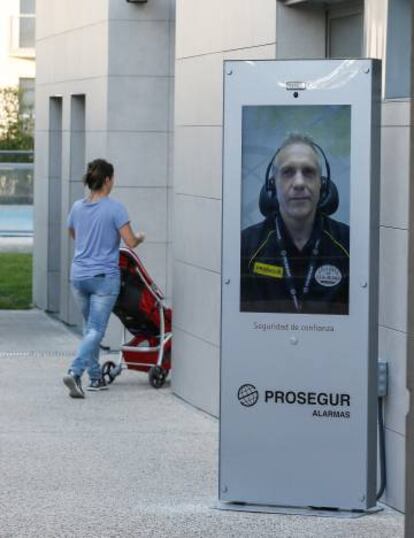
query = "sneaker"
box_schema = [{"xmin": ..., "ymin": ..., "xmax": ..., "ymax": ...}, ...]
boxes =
[
  {"xmin": 63, "ymin": 371, "xmax": 85, "ymax": 399},
  {"xmin": 86, "ymin": 378, "xmax": 109, "ymax": 392}
]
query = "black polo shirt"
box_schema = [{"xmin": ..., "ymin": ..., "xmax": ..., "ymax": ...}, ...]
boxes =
[{"xmin": 240, "ymin": 213, "xmax": 349, "ymax": 315}]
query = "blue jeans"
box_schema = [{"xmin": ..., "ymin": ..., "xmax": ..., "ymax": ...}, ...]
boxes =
[{"xmin": 69, "ymin": 275, "xmax": 120, "ymax": 381}]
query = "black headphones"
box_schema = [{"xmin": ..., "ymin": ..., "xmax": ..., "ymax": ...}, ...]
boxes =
[{"xmin": 259, "ymin": 141, "xmax": 339, "ymax": 218}]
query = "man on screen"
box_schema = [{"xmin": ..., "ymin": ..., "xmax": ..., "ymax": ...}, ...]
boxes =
[{"xmin": 240, "ymin": 133, "xmax": 349, "ymax": 315}]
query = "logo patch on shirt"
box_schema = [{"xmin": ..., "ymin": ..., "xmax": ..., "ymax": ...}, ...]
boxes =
[
  {"xmin": 315, "ymin": 265, "xmax": 342, "ymax": 287},
  {"xmin": 253, "ymin": 262, "xmax": 283, "ymax": 279}
]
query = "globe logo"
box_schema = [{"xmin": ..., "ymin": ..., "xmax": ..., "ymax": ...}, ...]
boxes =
[{"xmin": 238, "ymin": 384, "xmax": 259, "ymax": 407}]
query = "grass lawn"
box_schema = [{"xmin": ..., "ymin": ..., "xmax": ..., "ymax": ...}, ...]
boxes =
[{"xmin": 0, "ymin": 252, "xmax": 32, "ymax": 309}]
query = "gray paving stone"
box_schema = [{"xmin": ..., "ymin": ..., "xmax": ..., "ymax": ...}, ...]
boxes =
[{"xmin": 0, "ymin": 310, "xmax": 404, "ymax": 537}]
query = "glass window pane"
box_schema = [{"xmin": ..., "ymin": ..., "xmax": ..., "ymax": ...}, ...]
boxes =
[
  {"xmin": 19, "ymin": 16, "xmax": 35, "ymax": 48},
  {"xmin": 20, "ymin": 0, "xmax": 35, "ymax": 15},
  {"xmin": 19, "ymin": 78, "xmax": 35, "ymax": 111}
]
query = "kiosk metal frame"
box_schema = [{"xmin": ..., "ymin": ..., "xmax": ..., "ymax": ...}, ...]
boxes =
[{"xmin": 219, "ymin": 59, "xmax": 381, "ymax": 511}]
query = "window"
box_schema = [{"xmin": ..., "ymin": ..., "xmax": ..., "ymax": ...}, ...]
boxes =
[
  {"xmin": 19, "ymin": 78, "xmax": 35, "ymax": 113},
  {"xmin": 18, "ymin": 18, "xmax": 35, "ymax": 49},
  {"xmin": 20, "ymin": 0, "xmax": 35, "ymax": 15},
  {"xmin": 19, "ymin": 0, "xmax": 35, "ymax": 49}
]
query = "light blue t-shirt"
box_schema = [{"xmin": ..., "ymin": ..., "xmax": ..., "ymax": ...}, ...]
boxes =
[{"xmin": 67, "ymin": 197, "xmax": 130, "ymax": 280}]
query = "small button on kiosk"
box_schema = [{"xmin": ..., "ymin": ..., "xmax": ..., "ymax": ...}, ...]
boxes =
[{"xmin": 219, "ymin": 59, "xmax": 381, "ymax": 513}]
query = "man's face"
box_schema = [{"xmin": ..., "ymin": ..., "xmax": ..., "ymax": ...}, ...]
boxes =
[{"xmin": 274, "ymin": 143, "xmax": 322, "ymax": 222}]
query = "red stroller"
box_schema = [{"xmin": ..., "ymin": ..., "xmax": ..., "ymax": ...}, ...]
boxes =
[{"xmin": 101, "ymin": 247, "xmax": 172, "ymax": 389}]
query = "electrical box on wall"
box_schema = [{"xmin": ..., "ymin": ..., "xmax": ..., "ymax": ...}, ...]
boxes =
[{"xmin": 219, "ymin": 59, "xmax": 381, "ymax": 511}]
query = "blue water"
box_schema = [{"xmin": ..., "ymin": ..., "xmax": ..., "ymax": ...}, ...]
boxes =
[{"xmin": 0, "ymin": 205, "xmax": 33, "ymax": 236}]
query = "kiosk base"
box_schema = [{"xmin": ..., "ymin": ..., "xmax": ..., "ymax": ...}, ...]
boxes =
[{"xmin": 213, "ymin": 501, "xmax": 383, "ymax": 519}]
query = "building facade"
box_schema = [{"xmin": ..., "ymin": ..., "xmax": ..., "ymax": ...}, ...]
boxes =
[
  {"xmin": 0, "ymin": 0, "xmax": 35, "ymax": 97},
  {"xmin": 34, "ymin": 0, "xmax": 174, "ymax": 329},
  {"xmin": 34, "ymin": 0, "xmax": 412, "ymax": 514}
]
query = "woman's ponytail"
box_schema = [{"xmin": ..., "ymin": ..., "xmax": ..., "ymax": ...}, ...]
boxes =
[{"xmin": 83, "ymin": 159, "xmax": 114, "ymax": 191}]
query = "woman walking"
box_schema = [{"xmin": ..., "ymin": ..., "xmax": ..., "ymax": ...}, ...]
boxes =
[{"xmin": 63, "ymin": 158, "xmax": 145, "ymax": 398}]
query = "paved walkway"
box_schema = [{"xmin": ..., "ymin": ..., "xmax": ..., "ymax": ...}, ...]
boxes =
[{"xmin": 0, "ymin": 310, "xmax": 405, "ymax": 537}]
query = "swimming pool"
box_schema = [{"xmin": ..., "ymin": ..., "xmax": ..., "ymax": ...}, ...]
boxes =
[{"xmin": 0, "ymin": 205, "xmax": 33, "ymax": 236}]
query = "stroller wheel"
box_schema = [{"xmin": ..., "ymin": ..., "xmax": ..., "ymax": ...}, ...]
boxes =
[
  {"xmin": 148, "ymin": 366, "xmax": 167, "ymax": 389},
  {"xmin": 102, "ymin": 361, "xmax": 117, "ymax": 385}
]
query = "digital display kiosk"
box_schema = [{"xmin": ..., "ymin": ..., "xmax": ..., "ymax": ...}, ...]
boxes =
[{"xmin": 220, "ymin": 59, "xmax": 381, "ymax": 510}]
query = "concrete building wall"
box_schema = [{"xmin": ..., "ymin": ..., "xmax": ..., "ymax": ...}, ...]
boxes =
[
  {"xmin": 103, "ymin": 0, "xmax": 175, "ymax": 346},
  {"xmin": 367, "ymin": 0, "xmax": 410, "ymax": 513},
  {"xmin": 106, "ymin": 0, "xmax": 174, "ymax": 300},
  {"xmin": 34, "ymin": 0, "xmax": 174, "ymax": 339},
  {"xmin": 172, "ymin": 0, "xmax": 277, "ymax": 416},
  {"xmin": 34, "ymin": 0, "xmax": 110, "ymax": 320},
  {"xmin": 379, "ymin": 100, "xmax": 410, "ymax": 512},
  {"xmin": 172, "ymin": 0, "xmax": 410, "ymax": 513}
]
